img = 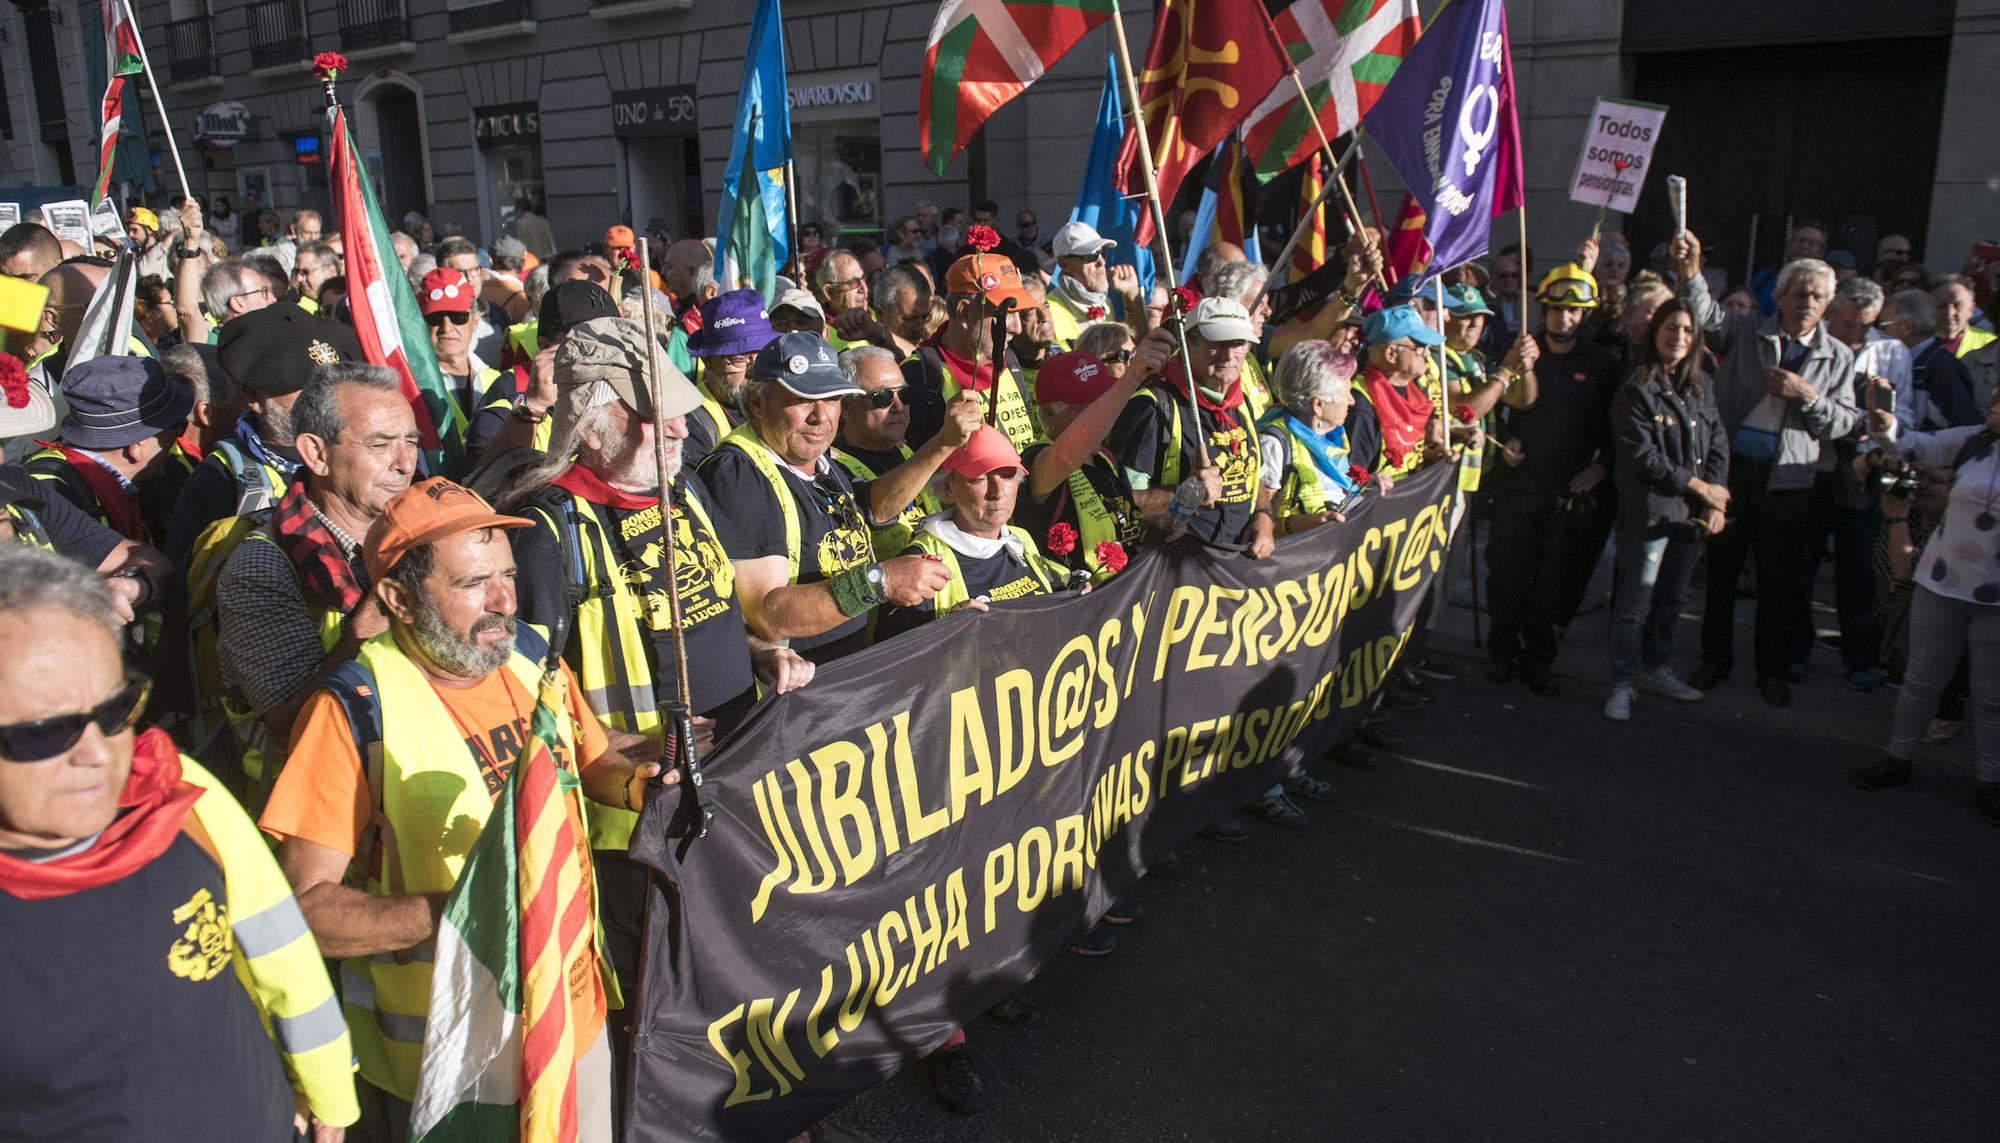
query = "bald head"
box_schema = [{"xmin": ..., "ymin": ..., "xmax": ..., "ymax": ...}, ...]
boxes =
[
  {"xmin": 40, "ymin": 261, "xmax": 110, "ymax": 348},
  {"xmin": 664, "ymin": 239, "xmax": 714, "ymax": 303}
]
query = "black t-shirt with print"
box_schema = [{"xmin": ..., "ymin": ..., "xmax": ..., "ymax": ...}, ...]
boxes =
[
  {"xmin": 699, "ymin": 445, "xmax": 879, "ymax": 663},
  {"xmin": 512, "ymin": 472, "xmax": 757, "ymax": 729},
  {"xmin": 874, "ymin": 542, "xmax": 1050, "ymax": 642},
  {"xmin": 1108, "ymin": 385, "xmax": 1259, "ymax": 550},
  {"xmin": 1016, "ymin": 445, "xmax": 1150, "ymax": 574}
]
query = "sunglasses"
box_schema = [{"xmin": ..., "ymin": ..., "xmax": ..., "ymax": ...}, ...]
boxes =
[
  {"xmin": 1102, "ymin": 348, "xmax": 1134, "ymax": 365},
  {"xmin": 427, "ymin": 311, "xmax": 473, "ymax": 327},
  {"xmin": 859, "ymin": 385, "xmax": 910, "ymax": 409},
  {"xmin": 0, "ymin": 676, "xmax": 151, "ymax": 763}
]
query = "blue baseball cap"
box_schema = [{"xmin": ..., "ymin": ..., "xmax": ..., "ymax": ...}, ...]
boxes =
[
  {"xmin": 1385, "ymin": 274, "xmax": 1433, "ymax": 305},
  {"xmin": 1364, "ymin": 305, "xmax": 1445, "ymax": 348},
  {"xmin": 752, "ymin": 331, "xmax": 860, "ymax": 399}
]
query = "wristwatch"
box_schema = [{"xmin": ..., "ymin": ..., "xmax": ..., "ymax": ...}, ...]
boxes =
[
  {"xmin": 172, "ymin": 243, "xmax": 202, "ymax": 260},
  {"xmin": 864, "ymin": 561, "xmax": 886, "ymax": 605},
  {"xmin": 511, "ymin": 402, "xmax": 549, "ymax": 425}
]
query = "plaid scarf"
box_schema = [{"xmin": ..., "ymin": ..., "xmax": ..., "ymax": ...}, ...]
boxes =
[{"xmin": 270, "ymin": 482, "xmax": 368, "ymax": 613}]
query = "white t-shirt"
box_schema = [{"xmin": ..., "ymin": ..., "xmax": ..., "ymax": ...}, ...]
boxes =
[{"xmin": 1902, "ymin": 424, "xmax": 2000, "ymax": 605}]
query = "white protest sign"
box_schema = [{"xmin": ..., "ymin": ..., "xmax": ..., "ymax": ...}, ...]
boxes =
[
  {"xmin": 89, "ymin": 198, "xmax": 124, "ymax": 238},
  {"xmin": 40, "ymin": 200, "xmax": 92, "ymax": 247},
  {"xmin": 1567, "ymin": 97, "xmax": 1669, "ymax": 216},
  {"xmin": 0, "ymin": 203, "xmax": 19, "ymax": 229}
]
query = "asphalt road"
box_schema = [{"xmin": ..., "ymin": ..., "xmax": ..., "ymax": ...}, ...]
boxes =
[{"xmin": 821, "ymin": 613, "xmax": 2000, "ymax": 1143}]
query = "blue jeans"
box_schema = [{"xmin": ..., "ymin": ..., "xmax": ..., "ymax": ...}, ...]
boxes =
[{"xmin": 1609, "ymin": 531, "xmax": 1703, "ymax": 686}]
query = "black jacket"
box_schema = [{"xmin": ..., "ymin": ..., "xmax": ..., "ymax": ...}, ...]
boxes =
[{"xmin": 1610, "ymin": 367, "xmax": 1729, "ymax": 536}]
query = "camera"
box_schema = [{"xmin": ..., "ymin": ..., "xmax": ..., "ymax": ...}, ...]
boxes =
[{"xmin": 1871, "ymin": 467, "xmax": 1919, "ymax": 498}]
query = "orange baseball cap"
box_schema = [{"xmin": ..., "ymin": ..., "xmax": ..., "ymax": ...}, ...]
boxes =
[
  {"xmin": 364, "ymin": 477, "xmax": 531, "ymax": 582},
  {"xmin": 604, "ymin": 225, "xmax": 636, "ymax": 251},
  {"xmin": 939, "ymin": 425, "xmax": 1025, "ymax": 479},
  {"xmin": 945, "ymin": 250, "xmax": 1037, "ymax": 310}
]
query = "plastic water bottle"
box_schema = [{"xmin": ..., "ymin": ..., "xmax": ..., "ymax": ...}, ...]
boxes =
[{"xmin": 1168, "ymin": 477, "xmax": 1205, "ymax": 526}]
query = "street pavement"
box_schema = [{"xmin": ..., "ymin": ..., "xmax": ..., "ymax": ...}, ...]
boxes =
[{"xmin": 822, "ymin": 566, "xmax": 2000, "ymax": 1142}]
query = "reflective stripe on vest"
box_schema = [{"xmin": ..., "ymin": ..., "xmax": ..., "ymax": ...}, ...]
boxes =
[
  {"xmin": 715, "ymin": 424, "xmax": 879, "ymax": 582},
  {"xmin": 832, "ymin": 445, "xmax": 937, "ymax": 556},
  {"xmin": 1258, "ymin": 423, "xmax": 1332, "ymax": 519},
  {"xmin": 339, "ymin": 636, "xmax": 579, "ymax": 1100},
  {"xmin": 907, "ymin": 526, "xmax": 1061, "ymax": 612},
  {"xmin": 1059, "ymin": 463, "xmax": 1124, "ymax": 582},
  {"xmin": 5, "ymin": 504, "xmax": 53, "ymax": 550}
]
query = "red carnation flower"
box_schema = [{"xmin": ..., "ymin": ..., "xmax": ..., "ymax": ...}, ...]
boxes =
[
  {"xmin": 1171, "ymin": 285, "xmax": 1202, "ymax": 315},
  {"xmin": 1085, "ymin": 305, "xmax": 1107, "ymax": 321},
  {"xmin": 313, "ymin": 52, "xmax": 348, "ymax": 81},
  {"xmin": 1347, "ymin": 464, "xmax": 1372, "ymax": 486},
  {"xmin": 1095, "ymin": 541, "xmax": 1128, "ymax": 574},
  {"xmin": 1045, "ymin": 521, "xmax": 1078, "ymax": 555},
  {"xmin": 680, "ymin": 305, "xmax": 703, "ymax": 335},
  {"xmin": 965, "ymin": 225, "xmax": 1001, "ymax": 253},
  {"xmin": 0, "ymin": 353, "xmax": 28, "ymax": 410},
  {"xmin": 1454, "ymin": 403, "xmax": 1476, "ymax": 424}
]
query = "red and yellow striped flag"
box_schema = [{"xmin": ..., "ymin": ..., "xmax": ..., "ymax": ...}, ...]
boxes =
[
  {"xmin": 516, "ymin": 667, "xmax": 606, "ymax": 1142},
  {"xmin": 1291, "ymin": 154, "xmax": 1327, "ymax": 283},
  {"xmin": 1383, "ymin": 191, "xmax": 1433, "ymax": 284}
]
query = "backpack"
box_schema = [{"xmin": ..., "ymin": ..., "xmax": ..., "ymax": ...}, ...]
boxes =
[{"xmin": 182, "ymin": 509, "xmax": 274, "ymax": 781}]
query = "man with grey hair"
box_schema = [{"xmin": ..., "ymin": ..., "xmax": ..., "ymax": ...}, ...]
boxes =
[
  {"xmin": 388, "ymin": 230, "xmax": 419, "ymax": 272},
  {"xmin": 1879, "ymin": 287, "xmax": 1978, "ymax": 432},
  {"xmin": 1675, "ymin": 230, "xmax": 1857, "ymax": 705},
  {"xmin": 813, "ymin": 249, "xmax": 872, "ymax": 346},
  {"xmin": 289, "ymin": 242, "xmax": 340, "ymax": 313},
  {"xmin": 1045, "ymin": 220, "xmax": 1146, "ymax": 348},
  {"xmin": 212, "ymin": 363, "xmax": 417, "ymax": 801},
  {"xmin": 1204, "ymin": 258, "xmax": 1277, "ymax": 415},
  {"xmin": 833, "ymin": 344, "xmax": 939, "ymax": 555},
  {"xmin": 201, "ymin": 258, "xmax": 277, "ymax": 328}
]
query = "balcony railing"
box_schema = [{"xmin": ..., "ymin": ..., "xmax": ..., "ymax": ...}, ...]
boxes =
[
  {"xmin": 247, "ymin": 0, "xmax": 308, "ymax": 70},
  {"xmin": 164, "ymin": 16, "xmax": 220, "ymax": 84},
  {"xmin": 339, "ymin": 0, "xmax": 411, "ymax": 50},
  {"xmin": 448, "ymin": 0, "xmax": 532, "ymax": 34}
]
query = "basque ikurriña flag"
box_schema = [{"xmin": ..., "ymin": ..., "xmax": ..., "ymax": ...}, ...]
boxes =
[
  {"xmin": 328, "ymin": 103, "xmax": 465, "ymax": 468},
  {"xmin": 1359, "ymin": 0, "xmax": 1522, "ymax": 275},
  {"xmin": 90, "ymin": 0, "xmax": 145, "ymax": 209},
  {"xmin": 920, "ymin": 0, "xmax": 1116, "ymax": 175}
]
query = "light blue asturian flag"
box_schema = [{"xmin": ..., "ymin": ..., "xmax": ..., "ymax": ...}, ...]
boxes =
[
  {"xmin": 714, "ymin": 0, "xmax": 793, "ymax": 301},
  {"xmin": 1066, "ymin": 54, "xmax": 1155, "ymax": 308}
]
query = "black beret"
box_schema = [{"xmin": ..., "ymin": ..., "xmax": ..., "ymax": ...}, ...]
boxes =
[
  {"xmin": 215, "ymin": 304, "xmax": 366, "ymax": 396},
  {"xmin": 538, "ymin": 281, "xmax": 618, "ymax": 339}
]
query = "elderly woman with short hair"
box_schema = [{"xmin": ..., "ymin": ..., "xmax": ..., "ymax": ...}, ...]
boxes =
[{"xmin": 1258, "ymin": 339, "xmax": 1363, "ymax": 535}]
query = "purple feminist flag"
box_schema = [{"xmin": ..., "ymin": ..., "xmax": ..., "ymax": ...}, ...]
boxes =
[{"xmin": 1361, "ymin": 0, "xmax": 1523, "ymax": 276}]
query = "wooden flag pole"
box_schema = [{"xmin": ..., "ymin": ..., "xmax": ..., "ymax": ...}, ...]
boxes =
[
  {"xmin": 1109, "ymin": 5, "xmax": 1209, "ymax": 469},
  {"xmin": 126, "ymin": 5, "xmax": 192, "ymax": 200},
  {"xmin": 1251, "ymin": 3, "xmax": 1375, "ymax": 247},
  {"xmin": 1246, "ymin": 146, "xmax": 1351, "ymax": 320}
]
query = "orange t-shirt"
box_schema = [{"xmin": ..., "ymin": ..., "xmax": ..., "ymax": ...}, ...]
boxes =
[{"xmin": 260, "ymin": 662, "xmax": 610, "ymax": 858}]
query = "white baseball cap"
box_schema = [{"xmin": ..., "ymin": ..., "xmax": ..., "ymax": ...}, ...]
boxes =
[
  {"xmin": 1052, "ymin": 221, "xmax": 1117, "ymax": 261},
  {"xmin": 771, "ymin": 288, "xmax": 825, "ymax": 320},
  {"xmin": 1189, "ymin": 296, "xmax": 1257, "ymax": 344}
]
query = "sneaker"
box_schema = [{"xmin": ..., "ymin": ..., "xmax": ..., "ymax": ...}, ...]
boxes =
[
  {"xmin": 1067, "ymin": 926, "xmax": 1119, "ymax": 957},
  {"xmin": 1102, "ymin": 899, "xmax": 1148, "ymax": 925},
  {"xmin": 1199, "ymin": 815, "xmax": 1251, "ymax": 844},
  {"xmin": 1637, "ymin": 667, "xmax": 1704, "ymax": 703},
  {"xmin": 1975, "ymin": 783, "xmax": 2000, "ymax": 826},
  {"xmin": 1392, "ymin": 669, "xmax": 1430, "ymax": 696},
  {"xmin": 1843, "ymin": 667, "xmax": 1884, "ymax": 693},
  {"xmin": 1285, "ymin": 771, "xmax": 1340, "ymax": 803},
  {"xmin": 1603, "ymin": 685, "xmax": 1635, "ymax": 722},
  {"xmin": 1757, "ymin": 673, "xmax": 1792, "ymax": 707},
  {"xmin": 1327, "ymin": 738, "xmax": 1380, "ymax": 770},
  {"xmin": 1383, "ymin": 686, "xmax": 1427, "ymax": 712},
  {"xmin": 1921, "ymin": 718, "xmax": 1963, "ymax": 745},
  {"xmin": 1249, "ymin": 792, "xmax": 1310, "ymax": 829},
  {"xmin": 1687, "ymin": 662, "xmax": 1728, "ymax": 690},
  {"xmin": 1355, "ymin": 719, "xmax": 1403, "ymax": 750},
  {"xmin": 1148, "ymin": 852, "xmax": 1181, "ymax": 880},
  {"xmin": 1414, "ymin": 656, "xmax": 1460, "ymax": 681},
  {"xmin": 985, "ymin": 990, "xmax": 1033, "ymax": 1025},
  {"xmin": 1785, "ymin": 661, "xmax": 1809, "ymax": 683},
  {"xmin": 932, "ymin": 1047, "xmax": 986, "ymax": 1116},
  {"xmin": 1850, "ymin": 757, "xmax": 1913, "ymax": 790}
]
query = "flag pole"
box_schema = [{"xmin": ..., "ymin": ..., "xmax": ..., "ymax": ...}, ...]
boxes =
[
  {"xmin": 1252, "ymin": 4, "xmax": 1376, "ymax": 251},
  {"xmin": 636, "ymin": 235, "xmax": 708, "ymax": 840},
  {"xmin": 125, "ymin": 4, "xmax": 192, "ymax": 201},
  {"xmin": 1109, "ymin": 2, "xmax": 1209, "ymax": 468},
  {"xmin": 1248, "ymin": 143, "xmax": 1356, "ymax": 319},
  {"xmin": 783, "ymin": 158, "xmax": 802, "ymax": 281}
]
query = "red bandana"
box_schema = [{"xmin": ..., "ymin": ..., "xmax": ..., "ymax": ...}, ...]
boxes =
[
  {"xmin": 556, "ymin": 464, "xmax": 659, "ymax": 510},
  {"xmin": 1162, "ymin": 362, "xmax": 1245, "ymax": 412},
  {"xmin": 931, "ymin": 341, "xmax": 996, "ymax": 392},
  {"xmin": 173, "ymin": 435, "xmax": 204, "ymax": 464},
  {"xmin": 1362, "ymin": 366, "xmax": 1434, "ymax": 468},
  {"xmin": 0, "ymin": 729, "xmax": 202, "ymax": 902}
]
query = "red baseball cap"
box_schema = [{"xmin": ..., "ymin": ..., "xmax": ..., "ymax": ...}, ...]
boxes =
[
  {"xmin": 417, "ymin": 268, "xmax": 474, "ymax": 316},
  {"xmin": 604, "ymin": 225, "xmax": 636, "ymax": 251},
  {"xmin": 1033, "ymin": 349, "xmax": 1118, "ymax": 408},
  {"xmin": 364, "ymin": 477, "xmax": 530, "ymax": 582},
  {"xmin": 939, "ymin": 425, "xmax": 1025, "ymax": 480}
]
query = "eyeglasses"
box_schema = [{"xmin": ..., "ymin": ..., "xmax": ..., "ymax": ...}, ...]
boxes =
[
  {"xmin": 1102, "ymin": 348, "xmax": 1134, "ymax": 365},
  {"xmin": 831, "ymin": 276, "xmax": 866, "ymax": 292},
  {"xmin": 427, "ymin": 311, "xmax": 473, "ymax": 327},
  {"xmin": 0, "ymin": 676, "xmax": 151, "ymax": 763},
  {"xmin": 231, "ymin": 284, "xmax": 273, "ymax": 304},
  {"xmin": 858, "ymin": 385, "xmax": 910, "ymax": 409}
]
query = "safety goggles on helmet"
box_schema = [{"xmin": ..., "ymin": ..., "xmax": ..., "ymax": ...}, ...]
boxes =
[{"xmin": 1536, "ymin": 265, "xmax": 1600, "ymax": 309}]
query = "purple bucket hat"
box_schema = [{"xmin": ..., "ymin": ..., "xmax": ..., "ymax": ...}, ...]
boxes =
[{"xmin": 687, "ymin": 288, "xmax": 777, "ymax": 358}]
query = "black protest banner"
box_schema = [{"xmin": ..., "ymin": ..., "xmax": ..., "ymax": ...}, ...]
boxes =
[{"xmin": 625, "ymin": 461, "xmax": 1460, "ymax": 1141}]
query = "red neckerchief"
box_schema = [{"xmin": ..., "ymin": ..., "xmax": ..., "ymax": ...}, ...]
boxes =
[
  {"xmin": 931, "ymin": 341, "xmax": 996, "ymax": 392},
  {"xmin": 270, "ymin": 482, "xmax": 367, "ymax": 613},
  {"xmin": 556, "ymin": 464, "xmax": 658, "ymax": 510},
  {"xmin": 173, "ymin": 435, "xmax": 204, "ymax": 464},
  {"xmin": 1362, "ymin": 366, "xmax": 1434, "ymax": 468},
  {"xmin": 34, "ymin": 440, "xmax": 144, "ymax": 541},
  {"xmin": 1161, "ymin": 361, "xmax": 1246, "ymax": 412},
  {"xmin": 0, "ymin": 729, "xmax": 202, "ymax": 901}
]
